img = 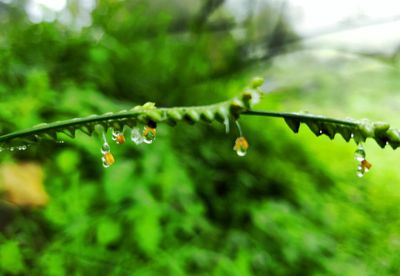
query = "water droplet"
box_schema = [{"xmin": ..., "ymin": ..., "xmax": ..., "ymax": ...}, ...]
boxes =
[
  {"xmin": 354, "ymin": 144, "xmax": 366, "ymax": 161},
  {"xmin": 361, "ymin": 159, "xmax": 372, "ymax": 172},
  {"xmin": 111, "ymin": 130, "xmax": 118, "ymax": 141},
  {"xmin": 143, "ymin": 126, "xmax": 156, "ymax": 144},
  {"xmin": 9, "ymin": 147, "xmax": 14, "ymax": 152},
  {"xmin": 102, "ymin": 151, "xmax": 115, "ymax": 168},
  {"xmin": 224, "ymin": 117, "xmax": 230, "ymax": 133},
  {"xmin": 101, "ymin": 142, "xmax": 110, "ymax": 154},
  {"xmin": 56, "ymin": 140, "xmax": 65, "ymax": 144},
  {"xmin": 112, "ymin": 130, "xmax": 126, "ymax": 144},
  {"xmin": 17, "ymin": 145, "xmax": 27, "ymax": 151},
  {"xmin": 233, "ymin": 136, "xmax": 249, "ymax": 157},
  {"xmin": 131, "ymin": 127, "xmax": 144, "ymax": 144},
  {"xmin": 354, "ymin": 144, "xmax": 371, "ymax": 177},
  {"xmin": 356, "ymin": 166, "xmax": 365, "ymax": 178}
]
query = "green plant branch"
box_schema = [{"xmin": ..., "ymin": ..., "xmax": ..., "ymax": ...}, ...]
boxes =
[
  {"xmin": 0, "ymin": 101, "xmax": 231, "ymax": 143},
  {"xmin": 242, "ymin": 110, "xmax": 358, "ymax": 126},
  {"xmin": 0, "ymin": 78, "xmax": 399, "ymax": 150},
  {"xmin": 242, "ymin": 110, "xmax": 399, "ymax": 149}
]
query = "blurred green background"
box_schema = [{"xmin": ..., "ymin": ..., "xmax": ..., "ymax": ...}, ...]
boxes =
[{"xmin": 1, "ymin": 0, "xmax": 400, "ymax": 275}]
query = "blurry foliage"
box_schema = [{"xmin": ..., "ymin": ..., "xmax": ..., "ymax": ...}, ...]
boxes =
[{"xmin": 0, "ymin": 0, "xmax": 400, "ymax": 275}]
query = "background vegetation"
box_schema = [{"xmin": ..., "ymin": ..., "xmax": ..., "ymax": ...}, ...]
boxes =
[{"xmin": 1, "ymin": 0, "xmax": 400, "ymax": 275}]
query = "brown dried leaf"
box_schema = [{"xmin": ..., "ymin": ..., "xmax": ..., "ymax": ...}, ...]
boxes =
[{"xmin": 0, "ymin": 162, "xmax": 48, "ymax": 207}]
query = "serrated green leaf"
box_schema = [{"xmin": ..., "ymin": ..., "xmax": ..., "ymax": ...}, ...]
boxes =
[
  {"xmin": 320, "ymin": 123, "xmax": 336, "ymax": 139},
  {"xmin": 1, "ymin": 77, "xmax": 400, "ymax": 154},
  {"xmin": 215, "ymin": 106, "xmax": 229, "ymax": 123},
  {"xmin": 184, "ymin": 110, "xmax": 200, "ymax": 124},
  {"xmin": 305, "ymin": 121, "xmax": 322, "ymax": 136},
  {"xmin": 146, "ymin": 110, "xmax": 162, "ymax": 122},
  {"xmin": 374, "ymin": 122, "xmax": 390, "ymax": 133},
  {"xmin": 358, "ymin": 123, "xmax": 375, "ymax": 138},
  {"xmin": 284, "ymin": 118, "xmax": 300, "ymax": 133},
  {"xmin": 337, "ymin": 126, "xmax": 353, "ymax": 142},
  {"xmin": 200, "ymin": 109, "xmax": 214, "ymax": 123}
]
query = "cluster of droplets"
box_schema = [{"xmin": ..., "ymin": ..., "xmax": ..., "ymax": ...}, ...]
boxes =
[
  {"xmin": 232, "ymin": 121, "xmax": 249, "ymax": 157},
  {"xmin": 130, "ymin": 122, "xmax": 157, "ymax": 145},
  {"xmin": 0, "ymin": 145, "xmax": 29, "ymax": 152},
  {"xmin": 354, "ymin": 144, "xmax": 372, "ymax": 177},
  {"xmin": 100, "ymin": 122, "xmax": 158, "ymax": 168}
]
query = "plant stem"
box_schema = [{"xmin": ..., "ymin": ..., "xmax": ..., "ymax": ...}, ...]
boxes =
[{"xmin": 242, "ymin": 110, "xmax": 358, "ymax": 126}]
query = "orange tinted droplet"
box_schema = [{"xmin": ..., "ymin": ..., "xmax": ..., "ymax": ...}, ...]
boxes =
[
  {"xmin": 361, "ymin": 159, "xmax": 372, "ymax": 171},
  {"xmin": 102, "ymin": 152, "xmax": 115, "ymax": 168},
  {"xmin": 143, "ymin": 127, "xmax": 156, "ymax": 137},
  {"xmin": 143, "ymin": 127, "xmax": 156, "ymax": 144},
  {"xmin": 116, "ymin": 134, "xmax": 126, "ymax": 144},
  {"xmin": 233, "ymin": 136, "xmax": 249, "ymax": 157}
]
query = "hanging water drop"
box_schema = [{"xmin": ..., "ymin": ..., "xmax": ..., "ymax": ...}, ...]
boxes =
[
  {"xmin": 98, "ymin": 129, "xmax": 115, "ymax": 168},
  {"xmin": 354, "ymin": 144, "xmax": 371, "ymax": 177},
  {"xmin": 131, "ymin": 127, "xmax": 144, "ymax": 144},
  {"xmin": 356, "ymin": 165, "xmax": 365, "ymax": 177},
  {"xmin": 102, "ymin": 151, "xmax": 115, "ymax": 168},
  {"xmin": 17, "ymin": 145, "xmax": 27, "ymax": 151},
  {"xmin": 143, "ymin": 125, "xmax": 156, "ymax": 144},
  {"xmin": 233, "ymin": 136, "xmax": 249, "ymax": 157},
  {"xmin": 101, "ymin": 142, "xmax": 110, "ymax": 154},
  {"xmin": 354, "ymin": 144, "xmax": 366, "ymax": 161},
  {"xmin": 356, "ymin": 160, "xmax": 372, "ymax": 178},
  {"xmin": 112, "ymin": 130, "xmax": 126, "ymax": 144}
]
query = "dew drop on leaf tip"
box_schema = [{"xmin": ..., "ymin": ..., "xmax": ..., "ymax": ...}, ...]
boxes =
[
  {"xmin": 112, "ymin": 130, "xmax": 125, "ymax": 144},
  {"xmin": 143, "ymin": 126, "xmax": 156, "ymax": 144},
  {"xmin": 356, "ymin": 167, "xmax": 365, "ymax": 178},
  {"xmin": 131, "ymin": 127, "xmax": 143, "ymax": 144},
  {"xmin": 354, "ymin": 144, "xmax": 366, "ymax": 162},
  {"xmin": 102, "ymin": 151, "xmax": 115, "ymax": 168},
  {"xmin": 101, "ymin": 142, "xmax": 110, "ymax": 154},
  {"xmin": 354, "ymin": 144, "xmax": 371, "ymax": 177},
  {"xmin": 233, "ymin": 136, "xmax": 249, "ymax": 157}
]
